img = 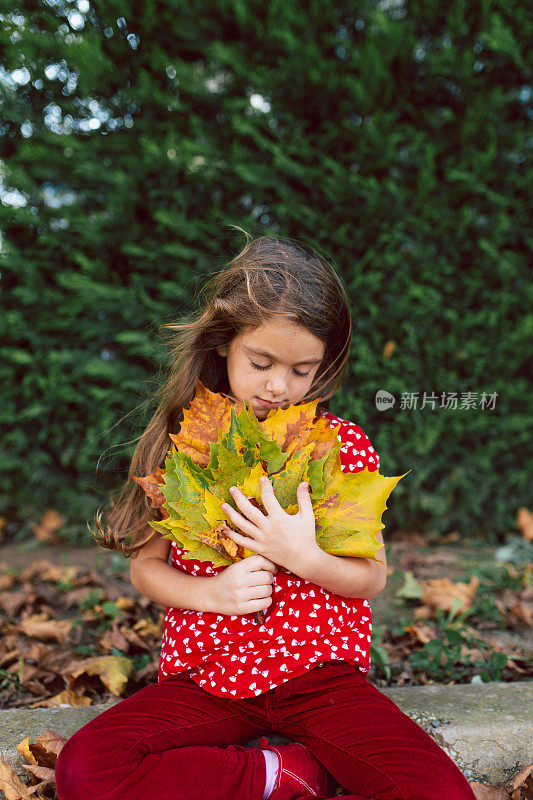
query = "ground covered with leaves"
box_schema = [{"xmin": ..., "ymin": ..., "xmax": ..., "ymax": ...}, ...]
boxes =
[
  {"xmin": 0, "ymin": 553, "xmax": 161, "ymax": 710},
  {"xmin": 369, "ymin": 533, "xmax": 532, "ymax": 687}
]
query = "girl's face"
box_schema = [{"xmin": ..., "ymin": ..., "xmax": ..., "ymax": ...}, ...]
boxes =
[{"xmin": 217, "ymin": 317, "xmax": 326, "ymax": 420}]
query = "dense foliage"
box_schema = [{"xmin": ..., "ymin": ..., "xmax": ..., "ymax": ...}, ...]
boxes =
[{"xmin": 1, "ymin": 0, "xmax": 530, "ymax": 540}]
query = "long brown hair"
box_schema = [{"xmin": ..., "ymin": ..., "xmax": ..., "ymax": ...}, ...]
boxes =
[{"xmin": 92, "ymin": 232, "xmax": 352, "ymax": 556}]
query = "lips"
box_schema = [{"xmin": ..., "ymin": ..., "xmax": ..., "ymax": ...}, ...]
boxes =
[{"xmin": 256, "ymin": 397, "xmax": 283, "ymax": 409}]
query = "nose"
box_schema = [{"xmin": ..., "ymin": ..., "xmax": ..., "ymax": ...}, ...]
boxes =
[{"xmin": 265, "ymin": 370, "xmax": 287, "ymax": 397}]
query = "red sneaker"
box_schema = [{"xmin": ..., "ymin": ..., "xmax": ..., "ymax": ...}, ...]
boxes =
[{"xmin": 258, "ymin": 736, "xmax": 337, "ymax": 797}]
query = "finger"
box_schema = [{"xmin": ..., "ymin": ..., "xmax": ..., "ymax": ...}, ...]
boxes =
[
  {"xmin": 229, "ymin": 486, "xmax": 265, "ymax": 525},
  {"xmin": 249, "ymin": 569, "xmax": 276, "ymax": 585},
  {"xmin": 243, "ymin": 555, "xmax": 277, "ymax": 573},
  {"xmin": 225, "ymin": 527, "xmax": 259, "ymax": 551},
  {"xmin": 259, "ymin": 476, "xmax": 283, "ymax": 515},
  {"xmin": 245, "ymin": 584, "xmax": 273, "ymax": 601},
  {"xmin": 222, "ymin": 502, "xmax": 260, "ymax": 538},
  {"xmin": 241, "ymin": 596, "xmax": 272, "ymax": 614},
  {"xmin": 296, "ymin": 481, "xmax": 314, "ymax": 519}
]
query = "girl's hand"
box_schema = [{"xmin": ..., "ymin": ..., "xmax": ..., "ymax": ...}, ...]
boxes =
[
  {"xmin": 222, "ymin": 477, "xmax": 320, "ymax": 574},
  {"xmin": 209, "ymin": 554, "xmax": 277, "ymax": 616}
]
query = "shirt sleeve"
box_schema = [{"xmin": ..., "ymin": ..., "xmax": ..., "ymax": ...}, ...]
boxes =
[{"xmin": 322, "ymin": 413, "xmax": 380, "ymax": 473}]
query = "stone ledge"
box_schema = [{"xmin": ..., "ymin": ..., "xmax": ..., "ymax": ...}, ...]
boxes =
[
  {"xmin": 1, "ymin": 683, "xmax": 531, "ymax": 785},
  {"xmin": 383, "ymin": 682, "xmax": 532, "ymax": 784},
  {"xmin": 0, "ymin": 702, "xmax": 118, "ymax": 779}
]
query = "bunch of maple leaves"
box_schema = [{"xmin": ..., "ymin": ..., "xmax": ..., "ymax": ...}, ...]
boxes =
[{"xmin": 134, "ymin": 382, "xmax": 406, "ymax": 568}]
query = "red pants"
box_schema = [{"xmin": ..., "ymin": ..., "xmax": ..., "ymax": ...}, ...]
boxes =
[{"xmin": 56, "ymin": 661, "xmax": 475, "ymax": 800}]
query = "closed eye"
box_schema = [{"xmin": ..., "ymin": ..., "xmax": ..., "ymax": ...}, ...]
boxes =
[{"xmin": 251, "ymin": 361, "xmax": 309, "ymax": 378}]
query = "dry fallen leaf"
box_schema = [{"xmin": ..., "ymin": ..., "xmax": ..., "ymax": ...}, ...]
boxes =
[
  {"xmin": 19, "ymin": 561, "xmax": 57, "ymax": 582},
  {"xmin": 115, "ymin": 596, "xmax": 135, "ymax": 612},
  {"xmin": 30, "ymin": 689, "xmax": 92, "ymax": 708},
  {"xmin": 69, "ymin": 655, "xmax": 132, "ymax": 696},
  {"xmin": 19, "ymin": 615, "xmax": 72, "ymax": 646},
  {"xmin": 7, "ymin": 661, "xmax": 40, "ymax": 688},
  {"xmin": 508, "ymin": 598, "xmax": 533, "ymax": 628},
  {"xmin": 404, "ymin": 622, "xmax": 434, "ymax": 644},
  {"xmin": 27, "ymin": 730, "xmax": 67, "ymax": 769},
  {"xmin": 439, "ymin": 531, "xmax": 461, "ymax": 543},
  {"xmin": 0, "ymin": 589, "xmax": 32, "ymax": 617},
  {"xmin": 16, "ymin": 738, "xmax": 37, "ymax": 767},
  {"xmin": 516, "ymin": 508, "xmax": 533, "ymax": 542},
  {"xmin": 470, "ymin": 782, "xmax": 510, "ymax": 800},
  {"xmin": 31, "ymin": 509, "xmax": 64, "ymax": 543},
  {"xmin": 134, "ymin": 658, "xmax": 159, "ymax": 683},
  {"xmin": 383, "ymin": 340, "xmax": 397, "ymax": 359},
  {"xmin": 116, "ymin": 626, "xmax": 150, "ymax": 651},
  {"xmin": 512, "ymin": 764, "xmax": 533, "ymax": 791},
  {"xmin": 10, "ymin": 731, "xmax": 67, "ymax": 800},
  {"xmin": 20, "ymin": 765, "xmax": 55, "ymax": 795},
  {"xmin": 98, "ymin": 622, "xmax": 130, "ymax": 654},
  {"xmin": 511, "ymin": 764, "xmax": 533, "ymax": 799},
  {"xmin": 494, "ymin": 587, "xmax": 533, "ymax": 628},
  {"xmin": 0, "ymin": 556, "xmax": 167, "ymax": 710},
  {"xmin": 132, "ymin": 616, "xmax": 164, "ymax": 638},
  {"xmin": 418, "ymin": 576, "xmax": 480, "ymax": 615},
  {"xmin": 0, "ymin": 754, "xmax": 32, "ymax": 800},
  {"xmin": 32, "ymin": 508, "xmax": 65, "ymax": 544},
  {"xmin": 38, "ymin": 564, "xmax": 79, "ymax": 585},
  {"xmin": 0, "ymin": 572, "xmax": 16, "ymax": 591}
]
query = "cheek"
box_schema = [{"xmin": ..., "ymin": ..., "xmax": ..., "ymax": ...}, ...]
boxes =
[
  {"xmin": 303, "ymin": 377, "xmax": 316, "ymax": 395},
  {"xmin": 299, "ymin": 370, "xmax": 320, "ymax": 396},
  {"xmin": 228, "ymin": 361, "xmax": 261, "ymax": 392},
  {"xmin": 303, "ymin": 367, "xmax": 320, "ymax": 386},
  {"xmin": 288, "ymin": 375, "xmax": 314, "ymax": 401}
]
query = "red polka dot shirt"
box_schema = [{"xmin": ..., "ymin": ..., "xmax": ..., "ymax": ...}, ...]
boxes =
[{"xmin": 158, "ymin": 412, "xmax": 381, "ymax": 698}]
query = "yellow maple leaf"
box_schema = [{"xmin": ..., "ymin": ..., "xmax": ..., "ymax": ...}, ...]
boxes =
[
  {"xmin": 69, "ymin": 655, "xmax": 132, "ymax": 696},
  {"xmin": 307, "ymin": 414, "xmax": 341, "ymax": 459},
  {"xmin": 261, "ymin": 399, "xmax": 318, "ymax": 454},
  {"xmin": 237, "ymin": 462, "xmax": 270, "ymax": 502}
]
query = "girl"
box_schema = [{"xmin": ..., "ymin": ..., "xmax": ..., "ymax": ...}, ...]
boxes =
[{"xmin": 56, "ymin": 234, "xmax": 475, "ymax": 800}]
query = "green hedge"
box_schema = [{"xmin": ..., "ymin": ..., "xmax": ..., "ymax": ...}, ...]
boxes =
[{"xmin": 1, "ymin": 0, "xmax": 530, "ymax": 541}]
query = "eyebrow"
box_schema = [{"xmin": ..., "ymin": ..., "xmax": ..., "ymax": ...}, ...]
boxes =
[{"xmin": 244, "ymin": 346, "xmax": 323, "ymax": 366}]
